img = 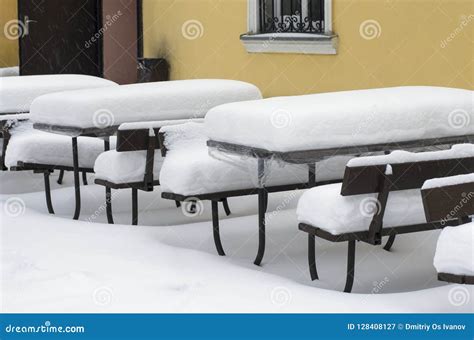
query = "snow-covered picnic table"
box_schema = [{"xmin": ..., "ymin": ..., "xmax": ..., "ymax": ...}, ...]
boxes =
[{"xmin": 204, "ymin": 86, "xmax": 474, "ymax": 265}]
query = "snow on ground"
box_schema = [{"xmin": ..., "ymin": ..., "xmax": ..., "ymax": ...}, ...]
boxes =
[{"xmin": 1, "ymin": 171, "xmax": 473, "ymax": 313}]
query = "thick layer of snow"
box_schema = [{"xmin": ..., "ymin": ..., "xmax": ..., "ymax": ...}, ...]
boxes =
[
  {"xmin": 297, "ymin": 183, "xmax": 425, "ymax": 235},
  {"xmin": 159, "ymin": 123, "xmax": 351, "ymax": 196},
  {"xmin": 0, "ymin": 74, "xmax": 117, "ymax": 114},
  {"xmin": 348, "ymin": 144, "xmax": 474, "ymax": 167},
  {"xmin": 118, "ymin": 118, "xmax": 204, "ymax": 131},
  {"xmin": 205, "ymin": 86, "xmax": 474, "ymax": 152},
  {"xmin": 94, "ymin": 150, "xmax": 165, "ymax": 184},
  {"xmin": 4, "ymin": 121, "xmax": 115, "ymax": 169},
  {"xmin": 0, "ymin": 113, "xmax": 30, "ymax": 121},
  {"xmin": 31, "ymin": 79, "xmax": 262, "ymax": 129},
  {"xmin": 422, "ymin": 173, "xmax": 474, "ymax": 190},
  {"xmin": 1, "ymin": 171, "xmax": 472, "ymax": 312},
  {"xmin": 0, "ymin": 66, "xmax": 19, "ymax": 77},
  {"xmin": 434, "ymin": 223, "xmax": 474, "ymax": 276}
]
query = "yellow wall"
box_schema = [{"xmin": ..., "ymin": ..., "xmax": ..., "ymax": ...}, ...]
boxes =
[
  {"xmin": 0, "ymin": 0, "xmax": 19, "ymax": 67},
  {"xmin": 143, "ymin": 0, "xmax": 474, "ymax": 97}
]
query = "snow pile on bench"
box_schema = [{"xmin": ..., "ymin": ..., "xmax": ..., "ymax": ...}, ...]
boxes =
[
  {"xmin": 159, "ymin": 123, "xmax": 351, "ymax": 196},
  {"xmin": 422, "ymin": 173, "xmax": 474, "ymax": 190},
  {"xmin": 4, "ymin": 121, "xmax": 114, "ymax": 169},
  {"xmin": 205, "ymin": 86, "xmax": 474, "ymax": 152},
  {"xmin": 434, "ymin": 222, "xmax": 474, "ymax": 276},
  {"xmin": 1, "ymin": 74, "xmax": 117, "ymax": 114},
  {"xmin": 296, "ymin": 184, "xmax": 424, "ymax": 235},
  {"xmin": 31, "ymin": 79, "xmax": 262, "ymax": 129},
  {"xmin": 0, "ymin": 66, "xmax": 19, "ymax": 77},
  {"xmin": 348, "ymin": 144, "xmax": 474, "ymax": 167}
]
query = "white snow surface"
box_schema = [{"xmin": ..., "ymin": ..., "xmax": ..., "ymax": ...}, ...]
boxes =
[
  {"xmin": 4, "ymin": 121, "xmax": 115, "ymax": 169},
  {"xmin": 0, "ymin": 74, "xmax": 117, "ymax": 114},
  {"xmin": 205, "ymin": 86, "xmax": 474, "ymax": 152},
  {"xmin": 0, "ymin": 66, "xmax": 19, "ymax": 77},
  {"xmin": 94, "ymin": 150, "xmax": 164, "ymax": 184},
  {"xmin": 31, "ymin": 79, "xmax": 262, "ymax": 128},
  {"xmin": 297, "ymin": 183, "xmax": 426, "ymax": 235},
  {"xmin": 1, "ymin": 171, "xmax": 472, "ymax": 313},
  {"xmin": 423, "ymin": 173, "xmax": 474, "ymax": 190},
  {"xmin": 348, "ymin": 144, "xmax": 474, "ymax": 167},
  {"xmin": 434, "ymin": 223, "xmax": 474, "ymax": 276},
  {"xmin": 159, "ymin": 123, "xmax": 351, "ymax": 196}
]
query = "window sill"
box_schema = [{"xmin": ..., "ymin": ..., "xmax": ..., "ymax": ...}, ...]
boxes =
[{"xmin": 240, "ymin": 33, "xmax": 338, "ymax": 55}]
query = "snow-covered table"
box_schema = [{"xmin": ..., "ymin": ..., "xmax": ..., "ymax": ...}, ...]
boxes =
[
  {"xmin": 204, "ymin": 86, "xmax": 474, "ymax": 265},
  {"xmin": 30, "ymin": 79, "xmax": 262, "ymax": 220},
  {"xmin": 0, "ymin": 74, "xmax": 117, "ymax": 115}
]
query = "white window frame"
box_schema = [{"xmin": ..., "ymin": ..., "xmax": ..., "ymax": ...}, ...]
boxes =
[{"xmin": 243, "ymin": 0, "xmax": 337, "ymax": 55}]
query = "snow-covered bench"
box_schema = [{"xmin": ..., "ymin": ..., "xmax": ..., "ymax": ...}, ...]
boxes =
[
  {"xmin": 297, "ymin": 145, "xmax": 474, "ymax": 293},
  {"xmin": 421, "ymin": 174, "xmax": 474, "ymax": 284},
  {"xmin": 94, "ymin": 119, "xmax": 205, "ymax": 225},
  {"xmin": 204, "ymin": 86, "xmax": 474, "ymax": 265},
  {"xmin": 159, "ymin": 123, "xmax": 350, "ymax": 256}
]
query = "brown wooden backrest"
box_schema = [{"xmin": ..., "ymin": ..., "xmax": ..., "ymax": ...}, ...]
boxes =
[
  {"xmin": 341, "ymin": 157, "xmax": 474, "ymax": 196},
  {"xmin": 116, "ymin": 128, "xmax": 162, "ymax": 152},
  {"xmin": 422, "ymin": 181, "xmax": 474, "ymax": 222}
]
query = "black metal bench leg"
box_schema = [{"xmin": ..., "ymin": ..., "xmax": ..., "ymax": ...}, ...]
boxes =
[
  {"xmin": 57, "ymin": 169, "xmax": 65, "ymax": 185},
  {"xmin": 82, "ymin": 171, "xmax": 88, "ymax": 186},
  {"xmin": 308, "ymin": 234, "xmax": 318, "ymax": 280},
  {"xmin": 72, "ymin": 137, "xmax": 81, "ymax": 220},
  {"xmin": 105, "ymin": 188, "xmax": 114, "ymax": 224},
  {"xmin": 175, "ymin": 201, "xmax": 181, "ymax": 208},
  {"xmin": 221, "ymin": 198, "xmax": 232, "ymax": 216},
  {"xmin": 212, "ymin": 200, "xmax": 226, "ymax": 256},
  {"xmin": 383, "ymin": 234, "xmax": 396, "ymax": 251},
  {"xmin": 254, "ymin": 158, "xmax": 267, "ymax": 266},
  {"xmin": 132, "ymin": 188, "xmax": 138, "ymax": 226},
  {"xmin": 344, "ymin": 240, "xmax": 356, "ymax": 293},
  {"xmin": 43, "ymin": 171, "xmax": 55, "ymax": 215}
]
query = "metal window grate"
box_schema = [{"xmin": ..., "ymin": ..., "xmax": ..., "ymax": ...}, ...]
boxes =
[{"xmin": 259, "ymin": 0, "xmax": 325, "ymax": 34}]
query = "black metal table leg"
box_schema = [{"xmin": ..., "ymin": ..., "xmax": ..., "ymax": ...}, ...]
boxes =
[
  {"xmin": 82, "ymin": 171, "xmax": 88, "ymax": 185},
  {"xmin": 132, "ymin": 188, "xmax": 138, "ymax": 225},
  {"xmin": 308, "ymin": 163, "xmax": 316, "ymax": 187},
  {"xmin": 43, "ymin": 171, "xmax": 55, "ymax": 214},
  {"xmin": 383, "ymin": 233, "xmax": 396, "ymax": 251},
  {"xmin": 254, "ymin": 158, "xmax": 266, "ymax": 266},
  {"xmin": 308, "ymin": 234, "xmax": 318, "ymax": 280},
  {"xmin": 103, "ymin": 137, "xmax": 114, "ymax": 224},
  {"xmin": 57, "ymin": 169, "xmax": 65, "ymax": 185},
  {"xmin": 72, "ymin": 137, "xmax": 81, "ymax": 220},
  {"xmin": 344, "ymin": 240, "xmax": 356, "ymax": 293},
  {"xmin": 221, "ymin": 198, "xmax": 232, "ymax": 216},
  {"xmin": 212, "ymin": 200, "xmax": 226, "ymax": 256}
]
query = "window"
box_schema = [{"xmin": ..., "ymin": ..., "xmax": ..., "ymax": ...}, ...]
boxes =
[{"xmin": 241, "ymin": 0, "xmax": 337, "ymax": 55}]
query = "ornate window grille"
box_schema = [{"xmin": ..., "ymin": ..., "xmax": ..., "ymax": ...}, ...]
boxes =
[{"xmin": 259, "ymin": 0, "xmax": 325, "ymax": 34}]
